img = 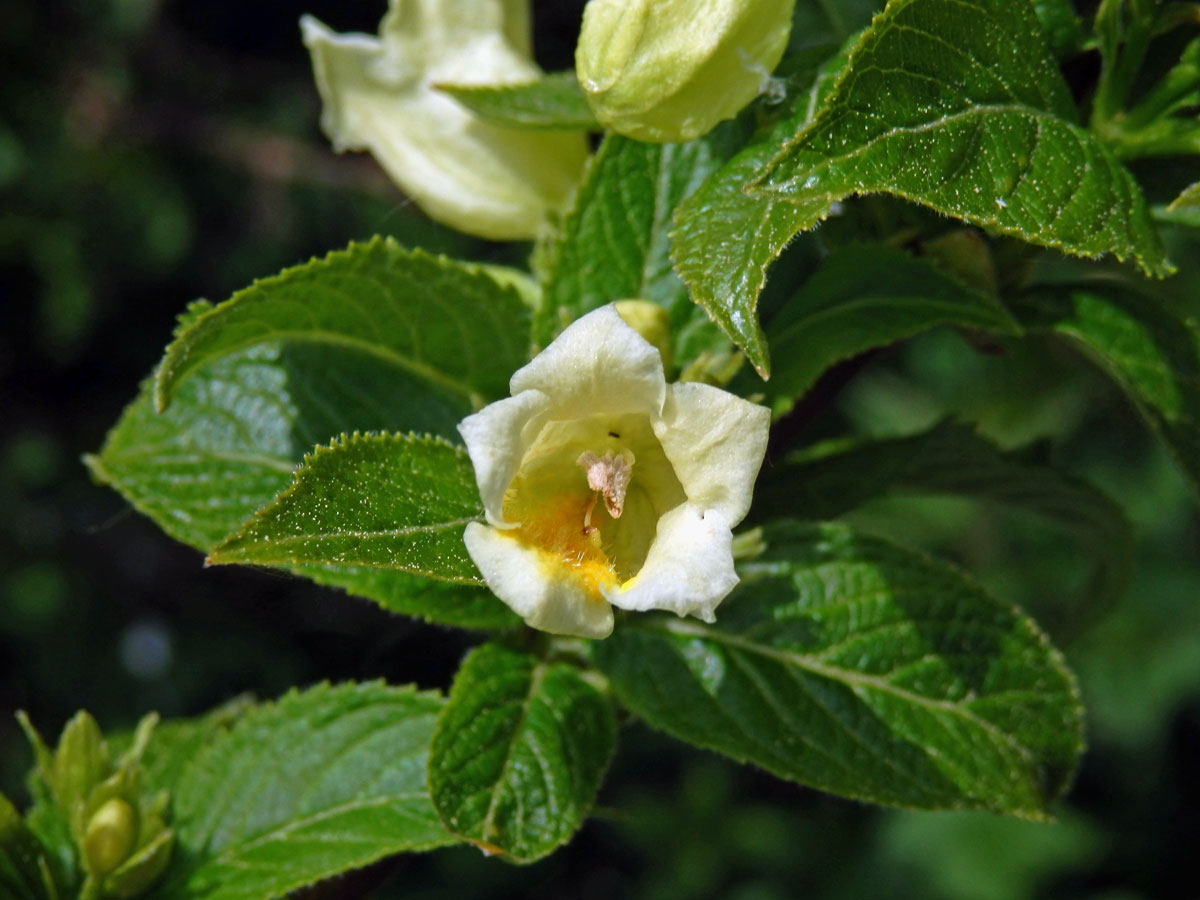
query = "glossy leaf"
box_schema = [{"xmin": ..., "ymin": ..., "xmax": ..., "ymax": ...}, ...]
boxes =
[
  {"xmin": 1019, "ymin": 287, "xmax": 1200, "ymax": 498},
  {"xmin": 429, "ymin": 643, "xmax": 616, "ymax": 863},
  {"xmin": 86, "ymin": 345, "xmax": 509, "ymax": 626},
  {"xmin": 670, "ymin": 124, "xmax": 813, "ymax": 377},
  {"xmin": 437, "ymin": 73, "xmax": 599, "ymax": 130},
  {"xmin": 536, "ymin": 133, "xmax": 735, "ymax": 368},
  {"xmin": 87, "ymin": 342, "xmax": 465, "ymax": 551},
  {"xmin": 763, "ymin": 245, "xmax": 1021, "ymax": 398},
  {"xmin": 284, "ymin": 567, "xmax": 518, "ymax": 629},
  {"xmin": 754, "ymin": 422, "xmax": 1134, "ymax": 630},
  {"xmin": 156, "ymin": 238, "xmax": 530, "ymax": 412},
  {"xmin": 207, "ymin": 433, "xmax": 484, "ymax": 584},
  {"xmin": 752, "ymin": 0, "xmax": 1171, "ymax": 278},
  {"xmin": 596, "ymin": 522, "xmax": 1083, "ymax": 817},
  {"xmin": 670, "ymin": 53, "xmax": 844, "ymax": 376},
  {"xmin": 88, "ymin": 270, "xmax": 520, "ymax": 627},
  {"xmin": 158, "ymin": 682, "xmax": 453, "ymax": 900}
]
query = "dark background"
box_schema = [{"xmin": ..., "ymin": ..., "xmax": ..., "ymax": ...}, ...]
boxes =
[{"xmin": 3, "ymin": 2, "xmax": 1199, "ymax": 897}]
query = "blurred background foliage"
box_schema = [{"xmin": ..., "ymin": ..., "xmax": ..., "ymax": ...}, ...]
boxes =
[{"xmin": 2, "ymin": 1, "xmax": 1198, "ymax": 898}]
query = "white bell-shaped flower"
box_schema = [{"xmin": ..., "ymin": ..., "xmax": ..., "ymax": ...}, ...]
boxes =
[
  {"xmin": 302, "ymin": 0, "xmax": 589, "ymax": 240},
  {"xmin": 459, "ymin": 305, "xmax": 770, "ymax": 638}
]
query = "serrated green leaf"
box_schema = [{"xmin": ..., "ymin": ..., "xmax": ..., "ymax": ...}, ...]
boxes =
[
  {"xmin": 436, "ymin": 73, "xmax": 599, "ymax": 130},
  {"xmin": 596, "ymin": 522, "xmax": 1083, "ymax": 817},
  {"xmin": 669, "ymin": 74, "xmax": 832, "ymax": 377},
  {"xmin": 155, "ymin": 238, "xmax": 530, "ymax": 413},
  {"xmin": 428, "ymin": 643, "xmax": 616, "ymax": 864},
  {"xmin": 207, "ymin": 433, "xmax": 483, "ymax": 584},
  {"xmin": 284, "ymin": 567, "xmax": 519, "ymax": 629},
  {"xmin": 88, "ymin": 354, "xmax": 510, "ymax": 627},
  {"xmin": 87, "ymin": 343, "xmax": 467, "ymax": 553},
  {"xmin": 536, "ymin": 133, "xmax": 736, "ymax": 370},
  {"xmin": 159, "ymin": 682, "xmax": 453, "ymax": 900},
  {"xmin": 763, "ymin": 245, "xmax": 1021, "ymax": 398},
  {"xmin": 753, "ymin": 422, "xmax": 1134, "ymax": 634},
  {"xmin": 89, "ymin": 259, "xmax": 520, "ymax": 626},
  {"xmin": 1018, "ymin": 286, "xmax": 1200, "ymax": 499},
  {"xmin": 130, "ymin": 698, "xmax": 254, "ymax": 796},
  {"xmin": 753, "ymin": 0, "xmax": 1171, "ymax": 278}
]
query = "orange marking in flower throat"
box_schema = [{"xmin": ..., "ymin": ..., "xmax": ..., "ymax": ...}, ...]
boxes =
[{"xmin": 505, "ymin": 492, "xmax": 618, "ymax": 600}]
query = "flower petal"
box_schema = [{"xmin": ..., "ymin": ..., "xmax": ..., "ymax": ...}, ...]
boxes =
[
  {"xmin": 458, "ymin": 389, "xmax": 551, "ymax": 526},
  {"xmin": 606, "ymin": 504, "xmax": 738, "ymax": 622},
  {"xmin": 464, "ymin": 523, "xmax": 615, "ymax": 638},
  {"xmin": 300, "ymin": 6, "xmax": 587, "ymax": 241},
  {"xmin": 511, "ymin": 305, "xmax": 668, "ymax": 416},
  {"xmin": 384, "ymin": 0, "xmax": 532, "ymax": 65},
  {"xmin": 655, "ymin": 381, "xmax": 769, "ymax": 524}
]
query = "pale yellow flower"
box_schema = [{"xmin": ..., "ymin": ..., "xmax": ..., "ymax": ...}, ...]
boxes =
[
  {"xmin": 459, "ymin": 305, "xmax": 770, "ymax": 638},
  {"xmin": 302, "ymin": 0, "xmax": 589, "ymax": 240}
]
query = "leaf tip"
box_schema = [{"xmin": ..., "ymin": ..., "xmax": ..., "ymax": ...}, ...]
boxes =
[
  {"xmin": 152, "ymin": 376, "xmax": 172, "ymax": 415},
  {"xmin": 466, "ymin": 838, "xmax": 508, "ymax": 858},
  {"xmin": 749, "ymin": 349, "xmax": 771, "ymax": 381},
  {"xmin": 82, "ymin": 452, "xmax": 110, "ymax": 485}
]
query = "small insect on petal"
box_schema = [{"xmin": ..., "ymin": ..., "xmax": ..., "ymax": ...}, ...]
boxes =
[{"xmin": 577, "ymin": 450, "xmax": 635, "ymax": 518}]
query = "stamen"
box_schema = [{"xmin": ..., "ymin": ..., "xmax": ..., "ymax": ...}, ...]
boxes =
[{"xmin": 583, "ymin": 491, "xmax": 599, "ymax": 531}]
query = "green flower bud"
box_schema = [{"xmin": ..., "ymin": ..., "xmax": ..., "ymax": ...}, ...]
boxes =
[
  {"xmin": 103, "ymin": 827, "xmax": 175, "ymax": 900},
  {"xmin": 17, "ymin": 709, "xmax": 174, "ymax": 899},
  {"xmin": 84, "ymin": 798, "xmax": 138, "ymax": 878},
  {"xmin": 576, "ymin": 0, "xmax": 795, "ymax": 142}
]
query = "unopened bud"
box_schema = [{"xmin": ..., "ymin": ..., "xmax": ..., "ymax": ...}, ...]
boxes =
[
  {"xmin": 576, "ymin": 0, "xmax": 795, "ymax": 142},
  {"xmin": 104, "ymin": 827, "xmax": 175, "ymax": 899},
  {"xmin": 84, "ymin": 798, "xmax": 137, "ymax": 877}
]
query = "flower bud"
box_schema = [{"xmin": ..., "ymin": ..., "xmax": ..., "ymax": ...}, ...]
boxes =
[
  {"xmin": 576, "ymin": 0, "xmax": 795, "ymax": 142},
  {"xmin": 18, "ymin": 709, "xmax": 175, "ymax": 899},
  {"xmin": 53, "ymin": 712, "xmax": 109, "ymax": 823},
  {"xmin": 84, "ymin": 798, "xmax": 138, "ymax": 877},
  {"xmin": 104, "ymin": 827, "xmax": 175, "ymax": 899}
]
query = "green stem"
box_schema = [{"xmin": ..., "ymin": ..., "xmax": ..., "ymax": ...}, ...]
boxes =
[
  {"xmin": 1121, "ymin": 38, "xmax": 1200, "ymax": 129},
  {"xmin": 1092, "ymin": 0, "xmax": 1160, "ymax": 124},
  {"xmin": 1099, "ymin": 117, "xmax": 1200, "ymax": 159}
]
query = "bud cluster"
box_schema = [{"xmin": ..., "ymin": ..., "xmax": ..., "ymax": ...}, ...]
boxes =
[{"xmin": 17, "ymin": 711, "xmax": 175, "ymax": 900}]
